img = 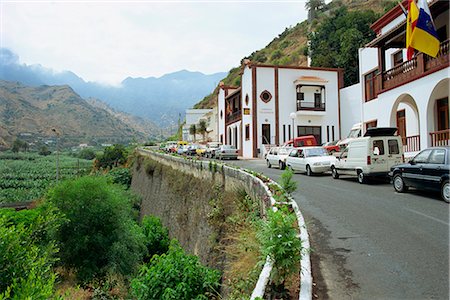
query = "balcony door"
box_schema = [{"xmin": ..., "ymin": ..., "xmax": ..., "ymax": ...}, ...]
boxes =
[
  {"xmin": 437, "ymin": 98, "xmax": 449, "ymax": 131},
  {"xmin": 396, "ymin": 110, "xmax": 406, "ymax": 145}
]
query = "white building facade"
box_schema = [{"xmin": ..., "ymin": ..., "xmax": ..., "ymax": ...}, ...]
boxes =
[
  {"xmin": 340, "ymin": 0, "xmax": 449, "ymax": 155},
  {"xmin": 182, "ymin": 109, "xmax": 213, "ymax": 142},
  {"xmin": 218, "ymin": 62, "xmax": 343, "ymax": 158}
]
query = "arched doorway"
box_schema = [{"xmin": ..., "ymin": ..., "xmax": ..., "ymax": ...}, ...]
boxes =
[
  {"xmin": 427, "ymin": 78, "xmax": 449, "ymax": 147},
  {"xmin": 389, "ymin": 94, "xmax": 420, "ymax": 152}
]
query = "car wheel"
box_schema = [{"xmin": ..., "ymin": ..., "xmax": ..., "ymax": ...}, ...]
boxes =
[
  {"xmin": 279, "ymin": 161, "xmax": 285, "ymax": 170},
  {"xmin": 267, "ymin": 160, "xmax": 272, "ymax": 168},
  {"xmin": 306, "ymin": 165, "xmax": 313, "ymax": 176},
  {"xmin": 393, "ymin": 174, "xmax": 408, "ymax": 193},
  {"xmin": 442, "ymin": 180, "xmax": 449, "ymax": 203},
  {"xmin": 331, "ymin": 166, "xmax": 339, "ymax": 179},
  {"xmin": 357, "ymin": 171, "xmax": 366, "ymax": 184}
]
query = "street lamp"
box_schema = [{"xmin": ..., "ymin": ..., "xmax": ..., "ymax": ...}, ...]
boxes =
[
  {"xmin": 289, "ymin": 112, "xmax": 296, "ymax": 140},
  {"xmin": 52, "ymin": 128, "xmax": 60, "ymax": 183}
]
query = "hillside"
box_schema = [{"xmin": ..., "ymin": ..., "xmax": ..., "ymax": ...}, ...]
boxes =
[
  {"xmin": 194, "ymin": 0, "xmax": 396, "ymax": 109},
  {"xmin": 0, "ymin": 80, "xmax": 150, "ymax": 148}
]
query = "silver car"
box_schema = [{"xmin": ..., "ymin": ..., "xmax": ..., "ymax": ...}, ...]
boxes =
[{"xmin": 215, "ymin": 145, "xmax": 238, "ymax": 160}]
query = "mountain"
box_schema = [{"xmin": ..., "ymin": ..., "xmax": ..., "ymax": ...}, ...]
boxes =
[
  {"xmin": 193, "ymin": 0, "xmax": 395, "ymax": 109},
  {"xmin": 0, "ymin": 80, "xmax": 152, "ymax": 148},
  {"xmin": 0, "ymin": 48, "xmax": 227, "ymax": 127}
]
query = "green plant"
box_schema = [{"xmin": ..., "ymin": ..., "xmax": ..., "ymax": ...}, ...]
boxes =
[
  {"xmin": 47, "ymin": 176, "xmax": 146, "ymax": 283},
  {"xmin": 95, "ymin": 144, "xmax": 128, "ymax": 169},
  {"xmin": 141, "ymin": 215, "xmax": 170, "ymax": 262},
  {"xmin": 131, "ymin": 240, "xmax": 221, "ymax": 300},
  {"xmin": 77, "ymin": 148, "xmax": 96, "ymax": 160},
  {"xmin": 108, "ymin": 167, "xmax": 132, "ymax": 189},
  {"xmin": 279, "ymin": 168, "xmax": 297, "ymax": 195},
  {"xmin": 258, "ymin": 206, "xmax": 302, "ymax": 287}
]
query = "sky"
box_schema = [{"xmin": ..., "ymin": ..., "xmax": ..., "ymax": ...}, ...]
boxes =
[{"xmin": 1, "ymin": 0, "xmax": 309, "ymax": 85}]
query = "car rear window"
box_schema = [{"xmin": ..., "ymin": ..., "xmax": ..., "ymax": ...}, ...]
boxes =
[{"xmin": 388, "ymin": 139, "xmax": 400, "ymax": 154}]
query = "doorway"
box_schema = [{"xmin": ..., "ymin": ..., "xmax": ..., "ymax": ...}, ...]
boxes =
[
  {"xmin": 262, "ymin": 124, "xmax": 271, "ymax": 144},
  {"xmin": 396, "ymin": 109, "xmax": 406, "ymax": 145}
]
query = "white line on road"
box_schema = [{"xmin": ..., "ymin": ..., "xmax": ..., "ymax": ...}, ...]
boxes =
[{"xmin": 405, "ymin": 208, "xmax": 449, "ymax": 226}]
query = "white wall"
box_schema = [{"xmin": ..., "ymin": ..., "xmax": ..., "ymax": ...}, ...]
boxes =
[
  {"xmin": 256, "ymin": 67, "xmax": 276, "ymax": 150},
  {"xmin": 340, "ymin": 83, "xmax": 362, "ymax": 138},
  {"xmin": 241, "ymin": 66, "xmax": 254, "ymax": 158},
  {"xmin": 217, "ymin": 89, "xmax": 226, "ymax": 144}
]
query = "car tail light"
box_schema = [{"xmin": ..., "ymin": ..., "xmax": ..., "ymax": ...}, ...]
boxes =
[{"xmin": 367, "ymin": 156, "xmax": 371, "ymax": 165}]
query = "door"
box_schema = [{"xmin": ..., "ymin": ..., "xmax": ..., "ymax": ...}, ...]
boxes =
[
  {"xmin": 262, "ymin": 124, "xmax": 271, "ymax": 144},
  {"xmin": 396, "ymin": 110, "xmax": 406, "ymax": 146},
  {"xmin": 405, "ymin": 149, "xmax": 433, "ymax": 187},
  {"xmin": 437, "ymin": 98, "xmax": 449, "ymax": 131},
  {"xmin": 423, "ymin": 148, "xmax": 446, "ymax": 191}
]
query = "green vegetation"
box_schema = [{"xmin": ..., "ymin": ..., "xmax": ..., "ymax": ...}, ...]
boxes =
[
  {"xmin": 0, "ymin": 152, "xmax": 92, "ymax": 204},
  {"xmin": 95, "ymin": 144, "xmax": 129, "ymax": 169},
  {"xmin": 141, "ymin": 215, "xmax": 170, "ymax": 262},
  {"xmin": 131, "ymin": 240, "xmax": 221, "ymax": 299},
  {"xmin": 279, "ymin": 168, "xmax": 297, "ymax": 195},
  {"xmin": 47, "ymin": 176, "xmax": 145, "ymax": 283}
]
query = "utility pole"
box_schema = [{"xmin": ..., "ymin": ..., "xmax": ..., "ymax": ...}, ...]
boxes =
[{"xmin": 52, "ymin": 128, "xmax": 60, "ymax": 182}]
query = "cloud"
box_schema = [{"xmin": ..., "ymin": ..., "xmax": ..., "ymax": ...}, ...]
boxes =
[{"xmin": 0, "ymin": 48, "xmax": 19, "ymax": 65}]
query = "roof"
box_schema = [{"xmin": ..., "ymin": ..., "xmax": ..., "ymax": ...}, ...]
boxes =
[
  {"xmin": 294, "ymin": 76, "xmax": 329, "ymax": 85},
  {"xmin": 225, "ymin": 87, "xmax": 241, "ymax": 99}
]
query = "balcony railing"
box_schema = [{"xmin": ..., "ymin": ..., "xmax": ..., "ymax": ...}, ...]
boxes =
[
  {"xmin": 296, "ymin": 100, "xmax": 325, "ymax": 111},
  {"xmin": 225, "ymin": 110, "xmax": 242, "ymax": 125},
  {"xmin": 376, "ymin": 40, "xmax": 450, "ymax": 95},
  {"xmin": 430, "ymin": 129, "xmax": 450, "ymax": 147},
  {"xmin": 403, "ymin": 135, "xmax": 420, "ymax": 153}
]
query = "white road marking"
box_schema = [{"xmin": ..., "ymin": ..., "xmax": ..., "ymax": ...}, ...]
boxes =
[{"xmin": 405, "ymin": 208, "xmax": 449, "ymax": 226}]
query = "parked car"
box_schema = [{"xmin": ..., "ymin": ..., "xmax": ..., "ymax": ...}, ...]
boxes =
[
  {"xmin": 186, "ymin": 144, "xmax": 199, "ymax": 156},
  {"xmin": 283, "ymin": 135, "xmax": 317, "ymax": 148},
  {"xmin": 205, "ymin": 142, "xmax": 222, "ymax": 158},
  {"xmin": 331, "ymin": 128, "xmax": 404, "ymax": 184},
  {"xmin": 389, "ymin": 146, "xmax": 449, "ymax": 202},
  {"xmin": 165, "ymin": 141, "xmax": 178, "ymax": 153},
  {"xmin": 322, "ymin": 140, "xmax": 340, "ymax": 154},
  {"xmin": 337, "ymin": 123, "xmax": 362, "ymax": 151},
  {"xmin": 177, "ymin": 145, "xmax": 189, "ymax": 155},
  {"xmin": 266, "ymin": 147, "xmax": 291, "ymax": 169},
  {"xmin": 196, "ymin": 145, "xmax": 207, "ymax": 156},
  {"xmin": 286, "ymin": 147, "xmax": 336, "ymax": 176},
  {"xmin": 215, "ymin": 145, "xmax": 238, "ymax": 160}
]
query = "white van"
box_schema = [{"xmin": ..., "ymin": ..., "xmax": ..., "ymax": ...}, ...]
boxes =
[
  {"xmin": 331, "ymin": 128, "xmax": 404, "ymax": 184},
  {"xmin": 337, "ymin": 123, "xmax": 362, "ymax": 151}
]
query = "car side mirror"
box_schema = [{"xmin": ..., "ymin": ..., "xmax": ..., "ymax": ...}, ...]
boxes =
[{"xmin": 410, "ymin": 160, "xmax": 416, "ymax": 165}]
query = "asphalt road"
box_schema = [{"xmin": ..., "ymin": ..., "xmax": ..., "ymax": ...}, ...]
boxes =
[{"xmin": 223, "ymin": 158, "xmax": 449, "ymax": 300}]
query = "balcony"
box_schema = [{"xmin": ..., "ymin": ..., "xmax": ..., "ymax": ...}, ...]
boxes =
[
  {"xmin": 225, "ymin": 110, "xmax": 242, "ymax": 126},
  {"xmin": 430, "ymin": 129, "xmax": 450, "ymax": 147},
  {"xmin": 375, "ymin": 40, "xmax": 450, "ymax": 95},
  {"xmin": 296, "ymin": 100, "xmax": 325, "ymax": 112}
]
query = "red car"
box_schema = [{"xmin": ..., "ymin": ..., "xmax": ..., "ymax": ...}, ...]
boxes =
[{"xmin": 322, "ymin": 140, "xmax": 340, "ymax": 154}]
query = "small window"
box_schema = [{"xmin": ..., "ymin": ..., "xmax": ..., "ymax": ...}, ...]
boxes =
[
  {"xmin": 373, "ymin": 140, "xmax": 385, "ymax": 155},
  {"xmin": 414, "ymin": 149, "xmax": 432, "ymax": 163},
  {"xmin": 260, "ymin": 90, "xmax": 272, "ymax": 103},
  {"xmin": 392, "ymin": 50, "xmax": 403, "ymax": 67},
  {"xmin": 429, "ymin": 149, "xmax": 445, "ymax": 164},
  {"xmin": 245, "ymin": 124, "xmax": 250, "ymax": 141},
  {"xmin": 388, "ymin": 140, "xmax": 399, "ymax": 154},
  {"xmin": 289, "ymin": 149, "xmax": 298, "ymax": 157},
  {"xmin": 364, "ymin": 69, "xmax": 378, "ymax": 102}
]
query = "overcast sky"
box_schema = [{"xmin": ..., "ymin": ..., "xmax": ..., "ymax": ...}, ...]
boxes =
[{"xmin": 1, "ymin": 0, "xmax": 309, "ymax": 85}]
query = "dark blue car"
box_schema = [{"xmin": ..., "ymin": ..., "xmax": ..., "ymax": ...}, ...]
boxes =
[{"xmin": 389, "ymin": 146, "xmax": 449, "ymax": 203}]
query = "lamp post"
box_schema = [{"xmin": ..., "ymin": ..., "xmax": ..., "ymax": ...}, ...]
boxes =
[
  {"xmin": 52, "ymin": 128, "xmax": 60, "ymax": 182},
  {"xmin": 289, "ymin": 112, "xmax": 296, "ymax": 140}
]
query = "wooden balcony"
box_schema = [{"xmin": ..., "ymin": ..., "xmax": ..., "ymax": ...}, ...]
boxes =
[
  {"xmin": 375, "ymin": 40, "xmax": 450, "ymax": 95},
  {"xmin": 402, "ymin": 135, "xmax": 420, "ymax": 153},
  {"xmin": 430, "ymin": 129, "xmax": 450, "ymax": 147},
  {"xmin": 296, "ymin": 100, "xmax": 325, "ymax": 111},
  {"xmin": 225, "ymin": 110, "xmax": 242, "ymax": 126}
]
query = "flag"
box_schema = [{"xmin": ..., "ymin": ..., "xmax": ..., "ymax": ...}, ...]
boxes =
[
  {"xmin": 406, "ymin": 0, "xmax": 419, "ymax": 60},
  {"xmin": 410, "ymin": 0, "xmax": 440, "ymax": 58}
]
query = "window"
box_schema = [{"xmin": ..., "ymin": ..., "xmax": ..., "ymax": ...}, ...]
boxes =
[
  {"xmin": 414, "ymin": 149, "xmax": 432, "ymax": 163},
  {"xmin": 332, "ymin": 126, "xmax": 335, "ymax": 141},
  {"xmin": 297, "ymin": 126, "xmax": 322, "ymax": 144},
  {"xmin": 245, "ymin": 124, "xmax": 250, "ymax": 141},
  {"xmin": 364, "ymin": 69, "xmax": 378, "ymax": 102},
  {"xmin": 288, "ymin": 125, "xmax": 291, "ymax": 140},
  {"xmin": 220, "ymin": 134, "xmax": 223, "ymax": 144},
  {"xmin": 297, "ymin": 92, "xmax": 304, "ymax": 101},
  {"xmin": 388, "ymin": 139, "xmax": 399, "ymax": 154},
  {"xmin": 289, "ymin": 149, "xmax": 298, "ymax": 157},
  {"xmin": 283, "ymin": 125, "xmax": 286, "ymax": 143},
  {"xmin": 372, "ymin": 140, "xmax": 385, "ymax": 155},
  {"xmin": 392, "ymin": 50, "xmax": 403, "ymax": 67},
  {"xmin": 437, "ymin": 26, "xmax": 447, "ymax": 42},
  {"xmin": 327, "ymin": 126, "xmax": 330, "ymax": 142},
  {"xmin": 314, "ymin": 93, "xmax": 322, "ymax": 108},
  {"xmin": 365, "ymin": 120, "xmax": 377, "ymax": 131},
  {"xmin": 429, "ymin": 149, "xmax": 446, "ymax": 164},
  {"xmin": 260, "ymin": 90, "xmax": 272, "ymax": 103}
]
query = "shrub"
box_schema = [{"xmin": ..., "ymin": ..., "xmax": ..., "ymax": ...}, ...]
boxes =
[
  {"xmin": 46, "ymin": 176, "xmax": 146, "ymax": 283},
  {"xmin": 95, "ymin": 144, "xmax": 128, "ymax": 169},
  {"xmin": 258, "ymin": 206, "xmax": 302, "ymax": 287},
  {"xmin": 131, "ymin": 240, "xmax": 221, "ymax": 300},
  {"xmin": 77, "ymin": 148, "xmax": 96, "ymax": 160},
  {"xmin": 141, "ymin": 215, "xmax": 170, "ymax": 261},
  {"xmin": 0, "ymin": 214, "xmax": 58, "ymax": 299},
  {"xmin": 279, "ymin": 168, "xmax": 297, "ymax": 195},
  {"xmin": 108, "ymin": 167, "xmax": 132, "ymax": 189}
]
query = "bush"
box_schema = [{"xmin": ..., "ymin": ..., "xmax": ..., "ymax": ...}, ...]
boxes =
[
  {"xmin": 77, "ymin": 148, "xmax": 96, "ymax": 160},
  {"xmin": 141, "ymin": 216, "xmax": 170, "ymax": 262},
  {"xmin": 46, "ymin": 176, "xmax": 146, "ymax": 283},
  {"xmin": 0, "ymin": 213, "xmax": 58, "ymax": 299},
  {"xmin": 279, "ymin": 168, "xmax": 297, "ymax": 195},
  {"xmin": 108, "ymin": 167, "xmax": 132, "ymax": 189},
  {"xmin": 131, "ymin": 240, "xmax": 221, "ymax": 300},
  {"xmin": 258, "ymin": 206, "xmax": 302, "ymax": 287},
  {"xmin": 95, "ymin": 144, "xmax": 128, "ymax": 169}
]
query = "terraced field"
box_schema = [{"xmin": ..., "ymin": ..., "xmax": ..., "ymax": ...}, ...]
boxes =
[{"xmin": 0, "ymin": 152, "xmax": 92, "ymax": 203}]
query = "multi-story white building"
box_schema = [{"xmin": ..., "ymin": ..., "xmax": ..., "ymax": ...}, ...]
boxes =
[
  {"xmin": 182, "ymin": 109, "xmax": 213, "ymax": 142},
  {"xmin": 218, "ymin": 61, "xmax": 343, "ymax": 158},
  {"xmin": 341, "ymin": 0, "xmax": 449, "ymax": 155}
]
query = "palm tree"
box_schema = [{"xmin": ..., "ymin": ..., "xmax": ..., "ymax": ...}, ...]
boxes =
[
  {"xmin": 305, "ymin": 0, "xmax": 325, "ymax": 21},
  {"xmin": 189, "ymin": 124, "xmax": 197, "ymax": 142},
  {"xmin": 197, "ymin": 120, "xmax": 208, "ymax": 142}
]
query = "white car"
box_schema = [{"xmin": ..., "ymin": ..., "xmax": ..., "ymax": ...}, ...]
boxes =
[
  {"xmin": 286, "ymin": 147, "xmax": 336, "ymax": 176},
  {"xmin": 266, "ymin": 147, "xmax": 291, "ymax": 169}
]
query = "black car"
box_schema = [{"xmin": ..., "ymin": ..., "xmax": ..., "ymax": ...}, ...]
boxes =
[{"xmin": 389, "ymin": 146, "xmax": 449, "ymax": 202}]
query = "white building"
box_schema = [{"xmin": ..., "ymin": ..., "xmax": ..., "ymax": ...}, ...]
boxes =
[
  {"xmin": 340, "ymin": 0, "xmax": 449, "ymax": 155},
  {"xmin": 218, "ymin": 62, "xmax": 343, "ymax": 158},
  {"xmin": 182, "ymin": 109, "xmax": 213, "ymax": 142}
]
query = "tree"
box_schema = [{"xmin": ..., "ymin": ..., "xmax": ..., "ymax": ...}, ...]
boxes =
[
  {"xmin": 305, "ymin": 0, "xmax": 325, "ymax": 22},
  {"xmin": 309, "ymin": 7, "xmax": 378, "ymax": 86},
  {"xmin": 38, "ymin": 146, "xmax": 52, "ymax": 156},
  {"xmin": 12, "ymin": 139, "xmax": 26, "ymax": 153},
  {"xmin": 77, "ymin": 148, "xmax": 96, "ymax": 160},
  {"xmin": 96, "ymin": 144, "xmax": 128, "ymax": 169},
  {"xmin": 197, "ymin": 120, "xmax": 208, "ymax": 142},
  {"xmin": 189, "ymin": 124, "xmax": 197, "ymax": 142},
  {"xmin": 47, "ymin": 176, "xmax": 146, "ymax": 283}
]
